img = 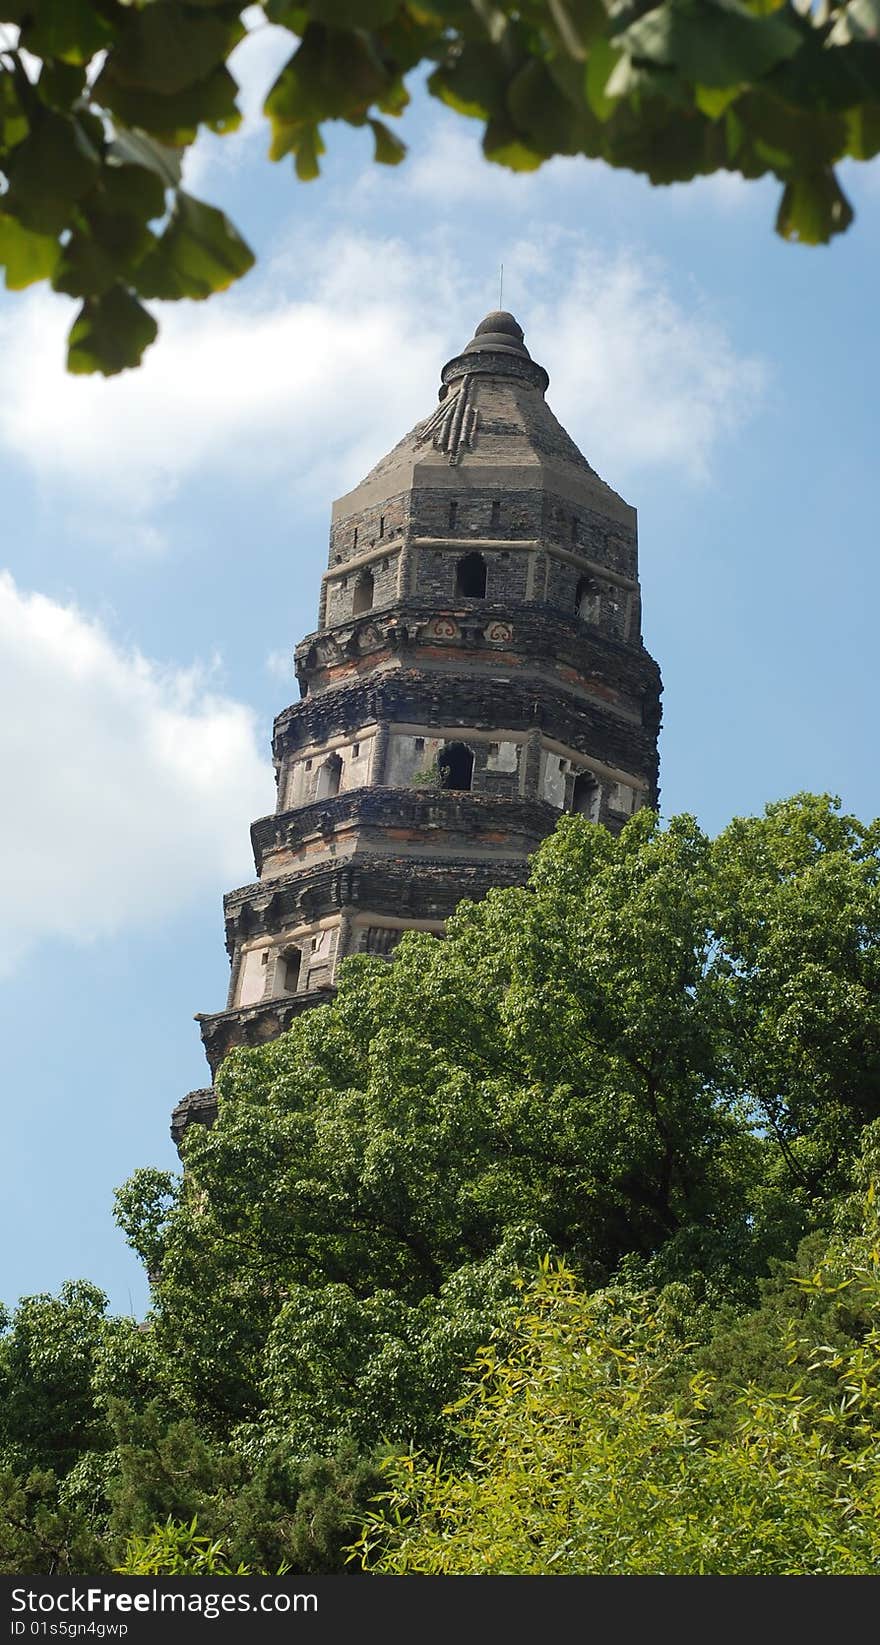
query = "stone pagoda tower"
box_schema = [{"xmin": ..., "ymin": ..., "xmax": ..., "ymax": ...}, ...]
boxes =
[{"xmin": 172, "ymin": 310, "xmax": 662, "ymax": 1144}]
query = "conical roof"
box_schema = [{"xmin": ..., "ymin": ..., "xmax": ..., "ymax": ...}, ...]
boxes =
[{"xmin": 332, "ymin": 311, "xmax": 633, "ymax": 528}]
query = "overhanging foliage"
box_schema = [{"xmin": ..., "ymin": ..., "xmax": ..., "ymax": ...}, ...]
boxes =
[{"xmin": 1, "ymin": 1, "xmax": 878, "ymax": 374}]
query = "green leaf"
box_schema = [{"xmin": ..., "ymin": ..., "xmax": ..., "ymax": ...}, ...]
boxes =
[
  {"xmin": 0, "ymin": 67, "xmax": 29, "ymax": 150},
  {"xmin": 735, "ymin": 89, "xmax": 848, "ymax": 171},
  {"xmin": 265, "ymin": 25, "xmax": 391, "ymax": 156},
  {"xmin": 695, "ymin": 81, "xmax": 742, "ymax": 116},
  {"xmin": 775, "ymin": 166, "xmax": 854, "ymax": 243},
  {"xmin": 767, "ymin": 33, "xmax": 880, "ymax": 111},
  {"xmin": 617, "ymin": 0, "xmax": 801, "ymax": 89},
  {"xmin": 0, "ymin": 210, "xmax": 60, "ymax": 288},
  {"xmin": 290, "ymin": 123, "xmax": 326, "ymax": 179},
  {"xmin": 3, "ymin": 109, "xmax": 100, "ymax": 235},
  {"xmin": 109, "ymin": 2, "xmax": 245, "ymax": 95},
  {"xmin": 67, "ymin": 283, "xmax": 159, "ymax": 375},
  {"xmin": 427, "ymin": 43, "xmax": 508, "ymax": 120},
  {"xmin": 37, "ymin": 58, "xmax": 88, "ymax": 111},
  {"xmin": 135, "ymin": 191, "xmax": 254, "ymax": 300},
  {"xmin": 53, "ymin": 222, "xmax": 158, "ymax": 298},
  {"xmin": 97, "ymin": 161, "xmax": 168, "ymax": 225},
  {"xmin": 845, "ymin": 100, "xmax": 880, "ymax": 156},
  {"xmin": 546, "ymin": 0, "xmax": 609, "ymax": 58},
  {"xmin": 265, "ymin": 0, "xmax": 309, "ymax": 25},
  {"xmin": 21, "ymin": 0, "xmax": 116, "ymax": 65},
  {"xmin": 51, "ymin": 163, "xmax": 166, "ymax": 297},
  {"xmin": 368, "ymin": 116, "xmax": 406, "ymax": 164},
  {"xmin": 94, "ymin": 62, "xmax": 241, "ymax": 143},
  {"xmin": 483, "ymin": 112, "xmax": 545, "ymax": 170},
  {"xmin": 507, "ymin": 57, "xmax": 581, "ymax": 156},
  {"xmin": 606, "ymin": 96, "xmax": 720, "ymax": 179},
  {"xmin": 585, "ymin": 37, "xmax": 624, "ymax": 120}
]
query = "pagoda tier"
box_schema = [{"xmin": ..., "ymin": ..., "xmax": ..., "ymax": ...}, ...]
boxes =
[{"xmin": 175, "ymin": 311, "xmax": 662, "ymax": 1144}]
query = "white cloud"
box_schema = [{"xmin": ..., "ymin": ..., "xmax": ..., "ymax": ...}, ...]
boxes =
[
  {"xmin": 0, "ymin": 573, "xmax": 273, "ymax": 975},
  {"xmin": 265, "ymin": 647, "xmax": 293, "ymax": 681},
  {"xmin": 388, "ymin": 116, "xmax": 764, "ymax": 224},
  {"xmin": 0, "ymin": 224, "xmax": 766, "ymax": 537},
  {"xmin": 390, "ymin": 122, "xmax": 589, "ymax": 208},
  {"xmin": 515, "ymin": 243, "xmax": 768, "ymax": 483}
]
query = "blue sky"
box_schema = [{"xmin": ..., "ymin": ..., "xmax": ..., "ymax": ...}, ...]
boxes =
[{"xmin": 2, "ymin": 14, "xmax": 879, "ymax": 1319}]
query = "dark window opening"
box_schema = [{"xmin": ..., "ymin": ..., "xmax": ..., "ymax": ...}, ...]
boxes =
[
  {"xmin": 438, "ymin": 741, "xmax": 475, "ymax": 792},
  {"xmin": 379, "ymin": 515, "xmax": 385, "ymax": 537},
  {"xmin": 414, "ymin": 736, "xmax": 425, "ymax": 752},
  {"xmin": 280, "ymin": 948, "xmax": 301, "ymax": 993},
  {"xmin": 353, "ymin": 527, "xmax": 358, "ymax": 549},
  {"xmin": 576, "ymin": 576, "xmax": 600, "ymax": 622},
  {"xmin": 353, "ymin": 568, "xmax": 374, "ymax": 615},
  {"xmin": 455, "ymin": 551, "xmax": 487, "ymax": 598},
  {"xmin": 491, "ymin": 499, "xmax": 501, "ymax": 529},
  {"xmin": 352, "ymin": 742, "xmax": 360, "ymax": 758},
  {"xmin": 448, "ymin": 500, "xmax": 458, "ymax": 529},
  {"xmin": 571, "ymin": 772, "xmax": 599, "ymax": 818},
  {"xmin": 315, "ymin": 752, "xmax": 342, "ymax": 800}
]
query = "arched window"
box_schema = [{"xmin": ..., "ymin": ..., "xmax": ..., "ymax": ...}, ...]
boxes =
[
  {"xmin": 353, "ymin": 568, "xmax": 374, "ymax": 615},
  {"xmin": 437, "ymin": 741, "xmax": 475, "ymax": 791},
  {"xmin": 575, "ymin": 576, "xmax": 601, "ymax": 623},
  {"xmin": 571, "ymin": 771, "xmax": 599, "ymax": 819},
  {"xmin": 455, "ymin": 552, "xmax": 487, "ymax": 598},
  {"xmin": 315, "ymin": 752, "xmax": 342, "ymax": 800},
  {"xmin": 279, "ymin": 947, "xmax": 301, "ymax": 994}
]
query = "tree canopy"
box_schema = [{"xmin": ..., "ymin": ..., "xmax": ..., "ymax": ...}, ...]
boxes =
[
  {"xmin": 356, "ymin": 1162, "xmax": 880, "ymax": 1575},
  {"xmin": 2, "ymin": 794, "xmax": 880, "ymax": 1574},
  {"xmin": 1, "ymin": 1, "xmax": 878, "ymax": 375}
]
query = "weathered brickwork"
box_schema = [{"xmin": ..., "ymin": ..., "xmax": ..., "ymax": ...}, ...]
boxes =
[{"xmin": 174, "ymin": 311, "xmax": 662, "ymax": 1146}]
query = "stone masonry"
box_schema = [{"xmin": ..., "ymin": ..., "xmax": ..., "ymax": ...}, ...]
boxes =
[{"xmin": 172, "ymin": 311, "xmax": 662, "ymax": 1146}]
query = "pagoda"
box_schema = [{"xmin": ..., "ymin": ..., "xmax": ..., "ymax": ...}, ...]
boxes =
[{"xmin": 172, "ymin": 310, "xmax": 662, "ymax": 1144}]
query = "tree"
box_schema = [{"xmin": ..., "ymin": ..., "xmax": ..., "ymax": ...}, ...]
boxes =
[
  {"xmin": 355, "ymin": 1148, "xmax": 880, "ymax": 1575},
  {"xmin": 2, "ymin": 794, "xmax": 878, "ymax": 1573},
  {"xmin": 1, "ymin": 2, "xmax": 878, "ymax": 377},
  {"xmin": 112, "ymin": 796, "xmax": 878, "ymax": 1441}
]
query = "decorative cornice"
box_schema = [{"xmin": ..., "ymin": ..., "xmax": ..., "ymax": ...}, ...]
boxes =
[
  {"xmin": 221, "ymin": 855, "xmax": 533, "ymax": 951},
  {"xmin": 250, "ymin": 788, "xmax": 556, "ymax": 876},
  {"xmin": 274, "ymin": 669, "xmax": 661, "ymax": 780},
  {"xmin": 196, "ymin": 989, "xmax": 336, "ymax": 1076},
  {"xmin": 294, "ymin": 598, "xmax": 657, "ymax": 711}
]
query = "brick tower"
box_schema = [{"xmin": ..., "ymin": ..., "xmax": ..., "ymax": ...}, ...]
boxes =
[{"xmin": 172, "ymin": 310, "xmax": 662, "ymax": 1143}]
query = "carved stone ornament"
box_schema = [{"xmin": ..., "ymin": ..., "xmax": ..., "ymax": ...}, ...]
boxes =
[
  {"xmin": 427, "ymin": 616, "xmax": 460, "ymax": 640},
  {"xmin": 485, "ymin": 621, "xmax": 513, "ymax": 643}
]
